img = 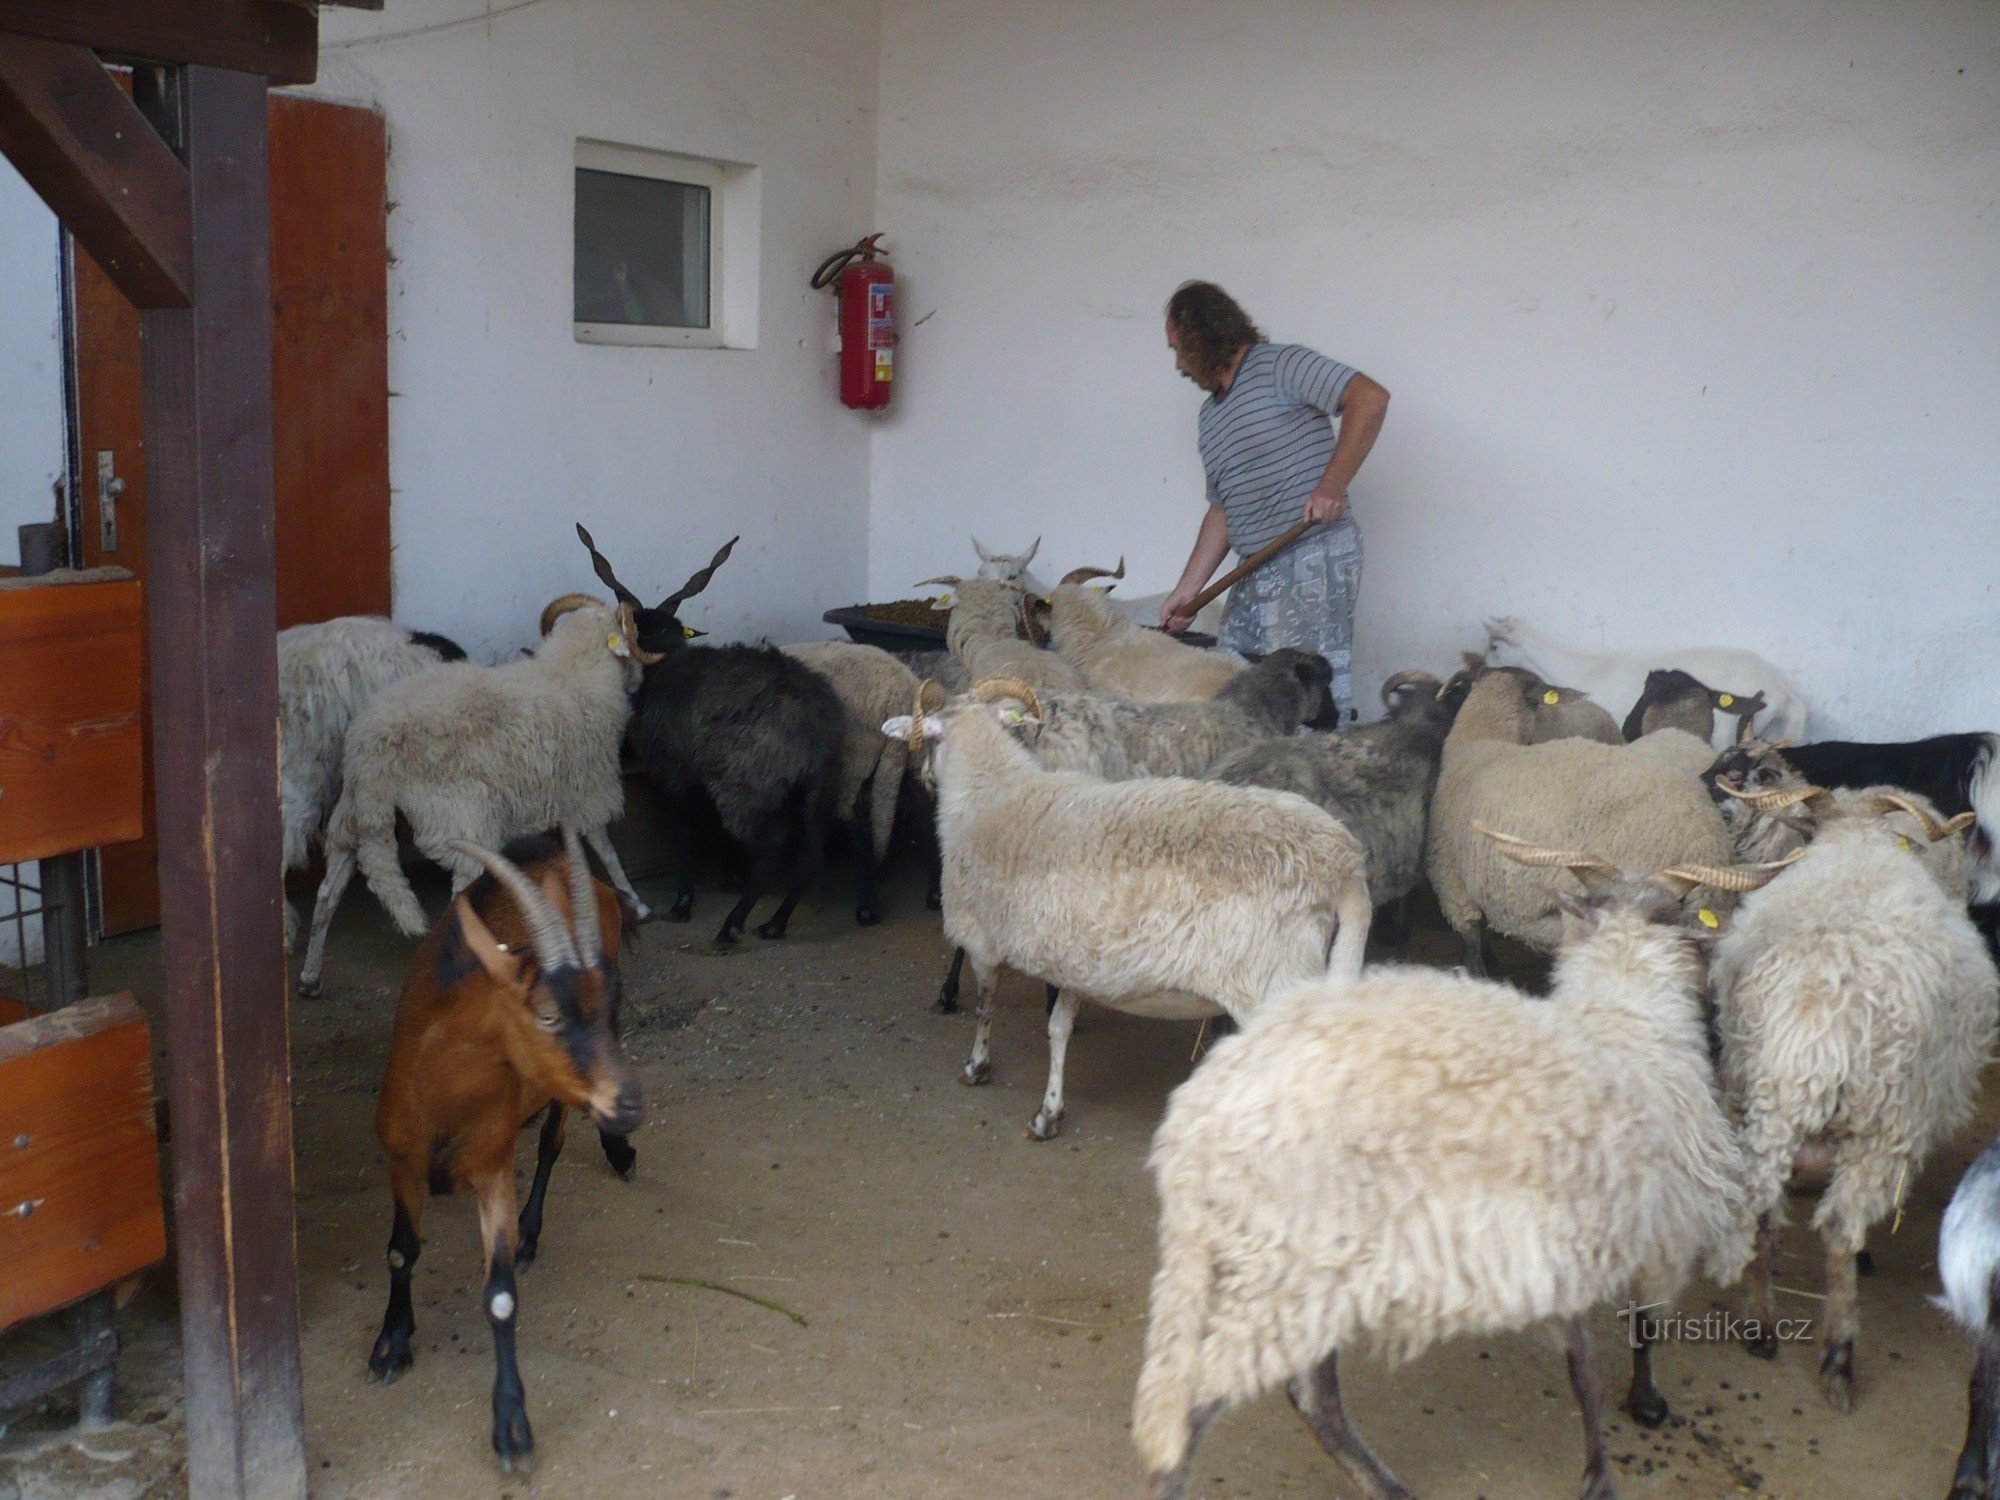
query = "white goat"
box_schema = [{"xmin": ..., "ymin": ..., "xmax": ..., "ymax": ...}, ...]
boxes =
[
  {"xmin": 1044, "ymin": 562, "xmax": 1244, "ymax": 702},
  {"xmin": 296, "ymin": 598, "xmax": 650, "ymax": 996},
  {"xmin": 1714, "ymin": 782, "xmax": 1998, "ymax": 1413},
  {"xmin": 1133, "ymin": 832, "xmax": 1779, "ymax": 1500},
  {"xmin": 1486, "ymin": 614, "xmax": 1808, "ymax": 746},
  {"xmin": 887, "ymin": 676, "xmax": 1371, "ymax": 1140},
  {"xmin": 277, "ymin": 616, "xmax": 460, "ymax": 947},
  {"xmin": 974, "ymin": 534, "xmax": 1228, "ymax": 635}
]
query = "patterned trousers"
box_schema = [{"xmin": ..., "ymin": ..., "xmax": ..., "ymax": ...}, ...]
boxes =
[{"xmin": 1217, "ymin": 520, "xmax": 1363, "ymax": 724}]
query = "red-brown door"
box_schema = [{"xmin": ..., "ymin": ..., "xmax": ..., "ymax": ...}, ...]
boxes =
[{"xmin": 73, "ymin": 90, "xmax": 392, "ymax": 935}]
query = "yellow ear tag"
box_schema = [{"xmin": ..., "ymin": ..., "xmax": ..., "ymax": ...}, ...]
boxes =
[
  {"xmin": 682, "ymin": 625, "xmax": 697, "ymax": 638},
  {"xmin": 607, "ymin": 633, "xmax": 623, "ymax": 652},
  {"xmin": 1696, "ymin": 908, "xmax": 1720, "ymax": 929},
  {"xmin": 1542, "ymin": 689, "xmax": 1560, "ymax": 705},
  {"xmin": 1898, "ymin": 835, "xmax": 1913, "ymax": 853},
  {"xmin": 1717, "ymin": 693, "xmax": 1734, "ymax": 708}
]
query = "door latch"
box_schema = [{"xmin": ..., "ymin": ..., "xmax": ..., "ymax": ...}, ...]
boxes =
[{"xmin": 97, "ymin": 449, "xmax": 126, "ymax": 553}]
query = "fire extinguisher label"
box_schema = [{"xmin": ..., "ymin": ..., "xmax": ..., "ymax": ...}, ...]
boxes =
[{"xmin": 874, "ymin": 348, "xmax": 894, "ymax": 381}]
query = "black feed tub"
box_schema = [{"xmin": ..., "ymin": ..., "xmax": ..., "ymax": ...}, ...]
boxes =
[{"xmin": 823, "ymin": 605, "xmax": 1216, "ymax": 655}]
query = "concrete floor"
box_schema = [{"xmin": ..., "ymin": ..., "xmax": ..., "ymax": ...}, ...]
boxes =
[{"xmin": 0, "ymin": 856, "xmax": 1991, "ymax": 1500}]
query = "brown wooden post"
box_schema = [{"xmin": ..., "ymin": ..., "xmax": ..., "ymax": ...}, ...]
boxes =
[{"xmin": 136, "ymin": 63, "xmax": 306, "ymax": 1500}]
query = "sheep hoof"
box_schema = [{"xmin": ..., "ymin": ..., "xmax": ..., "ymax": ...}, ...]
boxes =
[
  {"xmin": 514, "ymin": 1237, "xmax": 539, "ymax": 1267},
  {"xmin": 1627, "ymin": 1386, "xmax": 1670, "ymax": 1429},
  {"xmin": 1026, "ymin": 1110, "xmax": 1062, "ymax": 1141},
  {"xmin": 855, "ymin": 906, "xmax": 882, "ymax": 927},
  {"xmin": 932, "ymin": 994, "xmax": 960, "ymax": 1015},
  {"xmin": 1818, "ymin": 1339, "xmax": 1854, "ymax": 1413},
  {"xmin": 961, "ymin": 1060, "xmax": 991, "ymax": 1086},
  {"xmin": 296, "ymin": 976, "xmax": 322, "ymax": 999},
  {"xmin": 1579, "ymin": 1472, "xmax": 1617, "ymax": 1500},
  {"xmin": 367, "ymin": 1331, "xmax": 413, "ymax": 1383},
  {"xmin": 754, "ymin": 919, "xmax": 788, "ymax": 940}
]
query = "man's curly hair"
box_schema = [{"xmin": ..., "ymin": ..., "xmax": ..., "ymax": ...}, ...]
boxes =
[{"xmin": 1165, "ymin": 281, "xmax": 1265, "ymax": 385}]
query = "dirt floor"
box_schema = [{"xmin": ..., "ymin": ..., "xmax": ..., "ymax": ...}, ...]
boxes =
[{"xmin": 1, "ymin": 855, "xmax": 1994, "ymax": 1500}]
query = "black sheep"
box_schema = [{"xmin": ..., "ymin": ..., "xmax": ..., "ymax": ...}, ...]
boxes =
[{"xmin": 577, "ymin": 525, "xmax": 846, "ymax": 945}]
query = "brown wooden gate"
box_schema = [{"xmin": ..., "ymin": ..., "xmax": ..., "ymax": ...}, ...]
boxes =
[{"xmin": 72, "ymin": 90, "xmax": 391, "ymax": 934}]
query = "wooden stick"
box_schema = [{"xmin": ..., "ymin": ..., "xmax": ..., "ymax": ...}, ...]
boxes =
[{"xmin": 1186, "ymin": 518, "xmax": 1314, "ymax": 615}]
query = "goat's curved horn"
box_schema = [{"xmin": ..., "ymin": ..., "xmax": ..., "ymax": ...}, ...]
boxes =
[
  {"xmin": 1474, "ymin": 822, "xmax": 1618, "ymax": 876},
  {"xmin": 1652, "ymin": 849, "xmax": 1804, "ymax": 898},
  {"xmin": 615, "ymin": 602, "xmax": 665, "ymax": 665},
  {"xmin": 540, "ymin": 592, "xmax": 602, "ymax": 637},
  {"xmin": 1059, "ymin": 558, "xmax": 1127, "ymax": 588},
  {"xmin": 1380, "ymin": 669, "xmax": 1440, "ymax": 707},
  {"xmin": 1719, "ymin": 783, "xmax": 1830, "ymax": 814},
  {"xmin": 446, "ymin": 839, "xmax": 581, "ymax": 973},
  {"xmin": 969, "ymin": 675, "xmax": 1044, "ymax": 722},
  {"xmin": 915, "ymin": 575, "xmax": 962, "ymax": 589},
  {"xmin": 1867, "ymin": 791, "xmax": 1971, "ymax": 842},
  {"xmin": 575, "ymin": 523, "xmax": 642, "ymax": 608},
  {"xmin": 561, "ymin": 826, "xmax": 603, "ymax": 969}
]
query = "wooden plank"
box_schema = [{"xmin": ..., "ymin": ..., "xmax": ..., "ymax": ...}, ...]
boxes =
[
  {"xmin": 137, "ymin": 63, "xmax": 307, "ymax": 1500},
  {"xmin": 0, "ymin": 577, "xmax": 144, "ymax": 864},
  {"xmin": 0, "ymin": 994, "xmax": 165, "ymax": 1334},
  {"xmin": 0, "ymin": 2, "xmax": 317, "ymax": 85},
  {"xmin": 0, "ymin": 36, "xmax": 191, "ymax": 308},
  {"xmin": 270, "ymin": 94, "xmax": 390, "ymax": 625}
]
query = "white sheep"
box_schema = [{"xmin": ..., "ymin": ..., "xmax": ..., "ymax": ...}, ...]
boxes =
[
  {"xmin": 295, "ymin": 598, "xmax": 651, "ymax": 996},
  {"xmin": 277, "ymin": 616, "xmax": 461, "ymax": 947},
  {"xmin": 1133, "ymin": 831, "xmax": 1780, "ymax": 1500},
  {"xmin": 886, "ymin": 676, "xmax": 1371, "ymax": 1140},
  {"xmin": 1043, "ymin": 562, "xmax": 1244, "ymax": 702},
  {"xmin": 1485, "ymin": 614, "xmax": 1808, "ymax": 746},
  {"xmin": 1427, "ymin": 666, "xmax": 1738, "ymax": 971},
  {"xmin": 921, "ymin": 575, "xmax": 1086, "ymax": 697},
  {"xmin": 1713, "ymin": 782, "xmax": 1998, "ymax": 1412},
  {"xmin": 778, "ymin": 639, "xmax": 918, "ymax": 924}
]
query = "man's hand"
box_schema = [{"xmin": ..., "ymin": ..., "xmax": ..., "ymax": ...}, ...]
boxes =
[
  {"xmin": 1304, "ymin": 486, "xmax": 1348, "ymax": 527},
  {"xmin": 1159, "ymin": 586, "xmax": 1199, "ymax": 634}
]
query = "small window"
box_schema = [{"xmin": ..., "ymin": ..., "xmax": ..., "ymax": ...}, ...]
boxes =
[{"xmin": 573, "ymin": 141, "xmax": 759, "ymax": 349}]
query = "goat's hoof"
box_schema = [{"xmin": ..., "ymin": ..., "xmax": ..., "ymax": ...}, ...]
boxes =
[
  {"xmin": 1818, "ymin": 1339, "xmax": 1855, "ymax": 1413},
  {"xmin": 932, "ymin": 994, "xmax": 960, "ymax": 1015},
  {"xmin": 599, "ymin": 1133, "xmax": 638, "ymax": 1180},
  {"xmin": 1627, "ymin": 1386, "xmax": 1670, "ymax": 1429},
  {"xmin": 713, "ymin": 926, "xmax": 742, "ymax": 946},
  {"xmin": 296, "ymin": 977, "xmax": 322, "ymax": 999},
  {"xmin": 367, "ymin": 1333, "xmax": 413, "ymax": 1383},
  {"xmin": 1026, "ymin": 1110, "xmax": 1063, "ymax": 1141},
  {"xmin": 514, "ymin": 1238, "xmax": 539, "ymax": 1268},
  {"xmin": 961, "ymin": 1060, "xmax": 991, "ymax": 1086},
  {"xmin": 855, "ymin": 906, "xmax": 882, "ymax": 927},
  {"xmin": 628, "ymin": 902, "xmax": 653, "ymax": 924},
  {"xmin": 754, "ymin": 919, "xmax": 788, "ymax": 941},
  {"xmin": 491, "ymin": 1405, "xmax": 534, "ymax": 1465},
  {"xmin": 1745, "ymin": 1327, "xmax": 1779, "ymax": 1361}
]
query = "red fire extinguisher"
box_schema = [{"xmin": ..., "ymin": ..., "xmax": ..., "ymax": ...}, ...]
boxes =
[{"xmin": 811, "ymin": 233, "xmax": 895, "ymax": 410}]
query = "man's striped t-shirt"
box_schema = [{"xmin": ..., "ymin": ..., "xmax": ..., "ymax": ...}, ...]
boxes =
[{"xmin": 1197, "ymin": 342, "xmax": 1358, "ymax": 554}]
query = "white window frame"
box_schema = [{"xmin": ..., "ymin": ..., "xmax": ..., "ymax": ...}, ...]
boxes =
[{"xmin": 573, "ymin": 139, "xmax": 760, "ymax": 350}]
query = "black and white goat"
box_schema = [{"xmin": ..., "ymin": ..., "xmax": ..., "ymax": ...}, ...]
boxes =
[
  {"xmin": 1940, "ymin": 1133, "xmax": 2000, "ymax": 1498},
  {"xmin": 575, "ymin": 524, "xmax": 846, "ymax": 945},
  {"xmin": 1781, "ymin": 733, "xmax": 2000, "ymax": 903}
]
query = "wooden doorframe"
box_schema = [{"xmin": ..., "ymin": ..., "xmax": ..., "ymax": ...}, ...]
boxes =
[{"xmin": 0, "ymin": 10, "xmax": 319, "ymax": 1495}]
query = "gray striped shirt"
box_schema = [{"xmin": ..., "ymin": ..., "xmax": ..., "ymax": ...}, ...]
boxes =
[{"xmin": 1197, "ymin": 342, "xmax": 1358, "ymax": 554}]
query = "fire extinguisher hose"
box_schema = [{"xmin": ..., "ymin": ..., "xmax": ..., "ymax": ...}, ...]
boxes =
[{"xmin": 810, "ymin": 233, "xmax": 887, "ymax": 291}]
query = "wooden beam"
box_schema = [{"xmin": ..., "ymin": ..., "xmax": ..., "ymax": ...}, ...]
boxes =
[
  {"xmin": 0, "ymin": 37, "xmax": 190, "ymax": 308},
  {"xmin": 0, "ymin": 2, "xmax": 317, "ymax": 86},
  {"xmin": 138, "ymin": 63, "xmax": 307, "ymax": 1500}
]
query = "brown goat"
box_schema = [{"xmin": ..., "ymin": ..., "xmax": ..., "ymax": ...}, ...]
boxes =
[{"xmin": 368, "ymin": 827, "xmax": 640, "ymax": 1467}]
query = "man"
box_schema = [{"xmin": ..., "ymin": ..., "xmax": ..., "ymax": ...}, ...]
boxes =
[{"xmin": 1158, "ymin": 281, "xmax": 1390, "ymax": 725}]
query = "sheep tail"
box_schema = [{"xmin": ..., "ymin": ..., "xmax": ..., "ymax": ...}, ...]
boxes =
[
  {"xmin": 869, "ymin": 738, "xmax": 907, "ymax": 864},
  {"xmin": 1324, "ymin": 874, "xmax": 1373, "ymax": 982},
  {"xmin": 342, "ymin": 774, "xmax": 429, "ymax": 938},
  {"xmin": 1131, "ymin": 1225, "xmax": 1214, "ymax": 1478}
]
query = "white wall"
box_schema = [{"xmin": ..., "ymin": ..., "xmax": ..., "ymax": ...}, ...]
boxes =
[
  {"xmin": 871, "ymin": 0, "xmax": 2000, "ymax": 737},
  {"xmin": 0, "ymin": 160, "xmax": 66, "ymax": 548},
  {"xmin": 317, "ymin": 0, "xmax": 882, "ymax": 658}
]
